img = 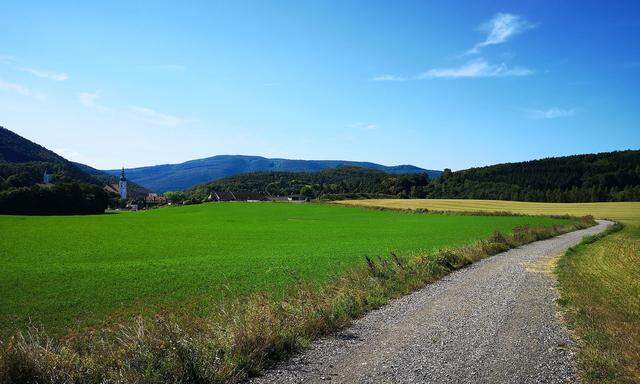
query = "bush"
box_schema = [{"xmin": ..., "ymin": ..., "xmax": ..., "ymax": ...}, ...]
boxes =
[{"xmin": 0, "ymin": 183, "xmax": 108, "ymax": 215}]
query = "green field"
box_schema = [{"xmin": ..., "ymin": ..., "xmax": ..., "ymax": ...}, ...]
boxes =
[{"xmin": 0, "ymin": 202, "xmax": 569, "ymax": 334}]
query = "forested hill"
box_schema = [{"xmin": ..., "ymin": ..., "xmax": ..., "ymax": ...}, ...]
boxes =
[
  {"xmin": 184, "ymin": 166, "xmax": 431, "ymax": 200},
  {"xmin": 104, "ymin": 155, "xmax": 440, "ymax": 193},
  {"xmin": 0, "ymin": 126, "xmax": 109, "ymax": 214},
  {"xmin": 0, "ymin": 126, "xmax": 98, "ymax": 188},
  {"xmin": 184, "ymin": 150, "xmax": 640, "ymax": 203},
  {"xmin": 429, "ymin": 150, "xmax": 640, "ymax": 202}
]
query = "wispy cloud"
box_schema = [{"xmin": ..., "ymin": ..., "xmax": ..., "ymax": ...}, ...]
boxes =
[
  {"xmin": 468, "ymin": 13, "xmax": 535, "ymax": 54},
  {"xmin": 17, "ymin": 67, "xmax": 69, "ymax": 81},
  {"xmin": 348, "ymin": 122, "xmax": 377, "ymax": 130},
  {"xmin": 525, "ymin": 107, "xmax": 577, "ymax": 119},
  {"xmin": 0, "ymin": 56, "xmax": 68, "ymax": 81},
  {"xmin": 79, "ymin": 92, "xmax": 109, "ymax": 112},
  {"xmin": 128, "ymin": 106, "xmax": 190, "ymax": 127},
  {"xmin": 372, "ymin": 74, "xmax": 407, "ymax": 82},
  {"xmin": 0, "ymin": 78, "xmax": 46, "ymax": 100},
  {"xmin": 419, "ymin": 58, "xmax": 533, "ymax": 78}
]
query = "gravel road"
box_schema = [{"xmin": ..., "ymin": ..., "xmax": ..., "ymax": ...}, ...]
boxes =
[{"xmin": 247, "ymin": 220, "xmax": 613, "ymax": 384}]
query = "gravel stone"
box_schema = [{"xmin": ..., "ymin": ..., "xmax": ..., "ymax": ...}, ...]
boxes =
[{"xmin": 247, "ymin": 220, "xmax": 613, "ymax": 384}]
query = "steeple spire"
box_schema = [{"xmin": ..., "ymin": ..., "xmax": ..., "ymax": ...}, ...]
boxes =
[{"xmin": 118, "ymin": 165, "xmax": 128, "ymax": 200}]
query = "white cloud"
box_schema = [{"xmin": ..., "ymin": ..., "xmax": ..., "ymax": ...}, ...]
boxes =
[
  {"xmin": 128, "ymin": 106, "xmax": 190, "ymax": 127},
  {"xmin": 525, "ymin": 107, "xmax": 577, "ymax": 119},
  {"xmin": 372, "ymin": 74, "xmax": 407, "ymax": 82},
  {"xmin": 79, "ymin": 92, "xmax": 109, "ymax": 112},
  {"xmin": 0, "ymin": 78, "xmax": 46, "ymax": 100},
  {"xmin": 348, "ymin": 122, "xmax": 377, "ymax": 130},
  {"xmin": 468, "ymin": 13, "xmax": 535, "ymax": 54},
  {"xmin": 419, "ymin": 58, "xmax": 533, "ymax": 78},
  {"xmin": 17, "ymin": 67, "xmax": 69, "ymax": 81}
]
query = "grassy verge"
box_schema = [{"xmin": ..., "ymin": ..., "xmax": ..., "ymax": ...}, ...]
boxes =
[
  {"xmin": 557, "ymin": 222, "xmax": 640, "ymax": 383},
  {"xmin": 0, "ymin": 215, "xmax": 595, "ymax": 384}
]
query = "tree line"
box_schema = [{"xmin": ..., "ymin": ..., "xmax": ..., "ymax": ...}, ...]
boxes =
[
  {"xmin": 0, "ymin": 182, "xmax": 108, "ymax": 215},
  {"xmin": 184, "ymin": 167, "xmax": 431, "ymax": 200}
]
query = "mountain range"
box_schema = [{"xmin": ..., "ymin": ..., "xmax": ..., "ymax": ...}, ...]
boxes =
[{"xmin": 103, "ymin": 156, "xmax": 441, "ymax": 193}]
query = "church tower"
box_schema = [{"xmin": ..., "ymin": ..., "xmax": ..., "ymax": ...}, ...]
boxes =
[{"xmin": 118, "ymin": 166, "xmax": 127, "ymax": 200}]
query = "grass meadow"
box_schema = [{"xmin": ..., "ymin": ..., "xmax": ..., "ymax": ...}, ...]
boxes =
[
  {"xmin": 0, "ymin": 202, "xmax": 569, "ymax": 335},
  {"xmin": 0, "ymin": 202, "xmax": 591, "ymax": 383},
  {"xmin": 342, "ymin": 198, "xmax": 640, "ymax": 384}
]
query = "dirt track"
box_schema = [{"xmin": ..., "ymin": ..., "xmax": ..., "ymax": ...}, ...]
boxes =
[{"xmin": 248, "ymin": 220, "xmax": 612, "ymax": 384}]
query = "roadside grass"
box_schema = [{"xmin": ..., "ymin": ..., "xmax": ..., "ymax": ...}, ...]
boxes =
[
  {"xmin": 557, "ymin": 222, "xmax": 640, "ymax": 383},
  {"xmin": 340, "ymin": 198, "xmax": 640, "ymax": 384},
  {"xmin": 0, "ymin": 214, "xmax": 595, "ymax": 383},
  {"xmin": 0, "ymin": 203, "xmax": 570, "ymax": 335}
]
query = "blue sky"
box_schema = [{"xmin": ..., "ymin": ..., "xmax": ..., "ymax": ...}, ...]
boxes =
[{"xmin": 0, "ymin": 1, "xmax": 638, "ymax": 170}]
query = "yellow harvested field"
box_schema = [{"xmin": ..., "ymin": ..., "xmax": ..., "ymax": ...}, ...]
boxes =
[{"xmin": 338, "ymin": 199, "xmax": 640, "ymax": 224}]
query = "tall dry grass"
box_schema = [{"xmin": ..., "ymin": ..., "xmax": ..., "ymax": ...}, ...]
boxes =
[{"xmin": 0, "ymin": 216, "xmax": 596, "ymax": 384}]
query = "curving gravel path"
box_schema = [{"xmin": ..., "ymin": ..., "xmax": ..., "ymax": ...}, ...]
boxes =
[{"xmin": 247, "ymin": 220, "xmax": 613, "ymax": 384}]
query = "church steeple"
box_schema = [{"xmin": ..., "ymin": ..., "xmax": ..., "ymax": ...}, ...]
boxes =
[{"xmin": 118, "ymin": 166, "xmax": 127, "ymax": 200}]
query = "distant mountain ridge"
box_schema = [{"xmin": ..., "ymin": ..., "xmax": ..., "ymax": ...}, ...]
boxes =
[{"xmin": 104, "ymin": 155, "xmax": 441, "ymax": 193}]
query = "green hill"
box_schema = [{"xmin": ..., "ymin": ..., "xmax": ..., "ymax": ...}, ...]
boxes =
[
  {"xmin": 0, "ymin": 126, "xmax": 99, "ymax": 189},
  {"xmin": 103, "ymin": 155, "xmax": 441, "ymax": 193},
  {"xmin": 0, "ymin": 127, "xmax": 108, "ymax": 214}
]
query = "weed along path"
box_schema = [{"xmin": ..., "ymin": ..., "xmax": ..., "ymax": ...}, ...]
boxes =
[{"xmin": 248, "ymin": 220, "xmax": 613, "ymax": 384}]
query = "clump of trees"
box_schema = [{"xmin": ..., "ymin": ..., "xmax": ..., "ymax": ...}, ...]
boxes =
[
  {"xmin": 0, "ymin": 183, "xmax": 108, "ymax": 215},
  {"xmin": 184, "ymin": 166, "xmax": 431, "ymax": 201}
]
